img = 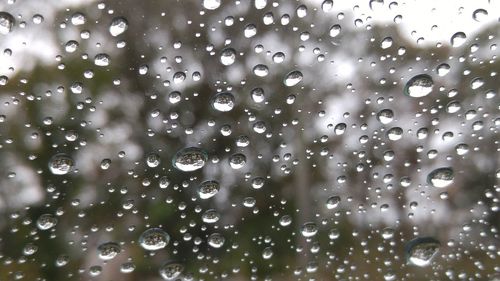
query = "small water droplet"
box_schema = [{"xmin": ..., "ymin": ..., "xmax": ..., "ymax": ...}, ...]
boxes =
[
  {"xmin": 251, "ymin": 87, "xmax": 265, "ymax": 103},
  {"xmin": 139, "ymin": 228, "xmax": 170, "ymax": 251},
  {"xmin": 427, "ymin": 167, "xmax": 454, "ymax": 188},
  {"xmin": 404, "ymin": 74, "xmax": 433, "ymax": 97}
]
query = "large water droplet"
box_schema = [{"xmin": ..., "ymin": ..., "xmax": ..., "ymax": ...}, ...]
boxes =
[
  {"xmin": 326, "ymin": 196, "xmax": 341, "ymax": 209},
  {"xmin": 48, "ymin": 153, "xmax": 74, "ymax": 175},
  {"xmin": 139, "ymin": 228, "xmax": 170, "ymax": 251},
  {"xmin": 405, "ymin": 237, "xmax": 440, "ymax": 267},
  {"xmin": 211, "ymin": 92, "xmax": 235, "ymax": 112},
  {"xmin": 201, "ymin": 209, "xmax": 220, "ymax": 223},
  {"xmin": 172, "ymin": 147, "xmax": 208, "ymax": 172},
  {"xmin": 229, "ymin": 153, "xmax": 246, "ymax": 169},
  {"xmin": 159, "ymin": 262, "xmax": 184, "ymax": 280},
  {"xmin": 404, "ymin": 74, "xmax": 433, "ymax": 97},
  {"xmin": 36, "ymin": 214, "xmax": 58, "ymax": 230},
  {"xmin": 97, "ymin": 242, "xmax": 121, "ymax": 260},
  {"xmin": 71, "ymin": 12, "xmax": 86, "ymax": 26},
  {"xmin": 220, "ymin": 48, "xmax": 236, "ymax": 66},
  {"xmin": 283, "ymin": 70, "xmax": 303, "ymax": 87},
  {"xmin": 427, "ymin": 167, "xmax": 454, "ymax": 188},
  {"xmin": 207, "ymin": 233, "xmax": 225, "ymax": 248},
  {"xmin": 198, "ymin": 180, "xmax": 220, "ymax": 199},
  {"xmin": 451, "ymin": 32, "xmax": 466, "ymax": 47},
  {"xmin": 301, "ymin": 222, "xmax": 318, "ymax": 237},
  {"xmin": 377, "ymin": 109, "xmax": 394, "ymax": 124},
  {"xmin": 94, "ymin": 53, "xmax": 110, "ymax": 66},
  {"xmin": 0, "ymin": 12, "xmax": 15, "ymax": 35},
  {"xmin": 203, "ymin": 0, "xmax": 221, "ymax": 10},
  {"xmin": 472, "ymin": 9, "xmax": 488, "ymax": 22},
  {"xmin": 329, "ymin": 24, "xmax": 341, "ymax": 37},
  {"xmin": 436, "ymin": 63, "xmax": 450, "ymax": 76},
  {"xmin": 251, "ymin": 87, "xmax": 265, "ymax": 103},
  {"xmin": 109, "ymin": 17, "xmax": 128, "ymax": 36}
]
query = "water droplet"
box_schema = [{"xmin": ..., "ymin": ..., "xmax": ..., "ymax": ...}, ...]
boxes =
[
  {"xmin": 446, "ymin": 100, "xmax": 461, "ymax": 114},
  {"xmin": 207, "ymin": 233, "xmax": 225, "ymax": 248},
  {"xmin": 202, "ymin": 209, "xmax": 220, "ymax": 223},
  {"xmin": 109, "ymin": 17, "xmax": 128, "ymax": 36},
  {"xmin": 326, "ymin": 196, "xmax": 340, "ymax": 209},
  {"xmin": 451, "ymin": 32, "xmax": 466, "ymax": 47},
  {"xmin": 0, "ymin": 12, "xmax": 15, "ymax": 35},
  {"xmin": 203, "ymin": 0, "xmax": 221, "ymax": 10},
  {"xmin": 322, "ymin": 0, "xmax": 333, "ymax": 12},
  {"xmin": 404, "ymin": 74, "xmax": 433, "ymax": 97},
  {"xmin": 381, "ymin": 37, "xmax": 393, "ymax": 49},
  {"xmin": 65, "ymin": 40, "xmax": 79, "ymax": 53},
  {"xmin": 427, "ymin": 167, "xmax": 454, "ymax": 188},
  {"xmin": 94, "ymin": 53, "xmax": 110, "ymax": 66},
  {"xmin": 472, "ymin": 9, "xmax": 488, "ymax": 22},
  {"xmin": 71, "ymin": 12, "xmax": 86, "ymax": 26},
  {"xmin": 251, "ymin": 87, "xmax": 265, "ymax": 103},
  {"xmin": 211, "ymin": 92, "xmax": 235, "ymax": 112},
  {"xmin": 172, "ymin": 147, "xmax": 208, "ymax": 172},
  {"xmin": 244, "ymin": 24, "xmax": 257, "ymax": 38},
  {"xmin": 36, "ymin": 214, "xmax": 57, "ymax": 230},
  {"xmin": 198, "ymin": 180, "xmax": 220, "ymax": 199},
  {"xmin": 405, "ymin": 237, "xmax": 440, "ymax": 267},
  {"xmin": 369, "ymin": 0, "xmax": 384, "ymax": 10},
  {"xmin": 301, "ymin": 222, "xmax": 318, "ymax": 237},
  {"xmin": 381, "ymin": 227, "xmax": 395, "ymax": 240},
  {"xmin": 386, "ymin": 127, "xmax": 403, "ymax": 141},
  {"xmin": 146, "ymin": 153, "xmax": 161, "ymax": 168},
  {"xmin": 139, "ymin": 228, "xmax": 170, "ymax": 251},
  {"xmin": 97, "ymin": 242, "xmax": 121, "ymax": 260},
  {"xmin": 279, "ymin": 215, "xmax": 292, "ymax": 226},
  {"xmin": 229, "ymin": 153, "xmax": 246, "ymax": 169},
  {"xmin": 436, "ymin": 63, "xmax": 450, "ymax": 76},
  {"xmin": 220, "ymin": 47, "xmax": 236, "ymax": 66},
  {"xmin": 255, "ymin": 0, "xmax": 267, "ymax": 9},
  {"xmin": 173, "ymin": 72, "xmax": 186, "ymax": 84},
  {"xmin": 377, "ymin": 109, "xmax": 394, "ymax": 124},
  {"xmin": 48, "ymin": 153, "xmax": 74, "ymax": 175},
  {"xmin": 272, "ymin": 52, "xmax": 285, "ymax": 63},
  {"xmin": 329, "ymin": 24, "xmax": 341, "ymax": 37},
  {"xmin": 159, "ymin": 262, "xmax": 184, "ymax": 280},
  {"xmin": 283, "ymin": 70, "xmax": 303, "ymax": 87},
  {"xmin": 253, "ymin": 64, "xmax": 269, "ymax": 77},
  {"xmin": 262, "ymin": 247, "xmax": 273, "ymax": 259},
  {"xmin": 32, "ymin": 14, "xmax": 44, "ymax": 24}
]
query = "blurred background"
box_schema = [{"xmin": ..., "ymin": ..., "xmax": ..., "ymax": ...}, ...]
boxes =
[{"xmin": 0, "ymin": 0, "xmax": 498, "ymax": 280}]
